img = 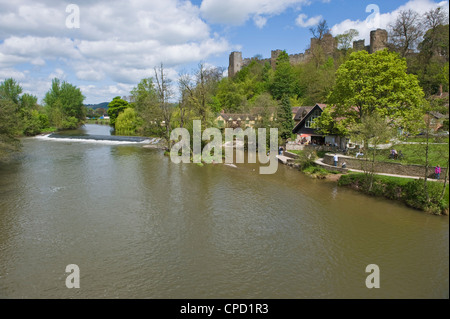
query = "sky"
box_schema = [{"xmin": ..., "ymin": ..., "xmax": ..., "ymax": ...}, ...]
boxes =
[{"xmin": 0, "ymin": 0, "xmax": 448, "ymax": 104}]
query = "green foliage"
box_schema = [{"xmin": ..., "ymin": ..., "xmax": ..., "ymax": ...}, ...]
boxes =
[
  {"xmin": 0, "ymin": 78, "xmax": 23, "ymax": 104},
  {"xmin": 43, "ymin": 78, "xmax": 85, "ymax": 129},
  {"xmin": 335, "ymin": 29, "xmax": 359, "ymax": 50},
  {"xmin": 279, "ymin": 95, "xmax": 295, "ymax": 141},
  {"xmin": 131, "ymin": 78, "xmax": 160, "ymax": 134},
  {"xmin": 115, "ymin": 108, "xmax": 142, "ymax": 135},
  {"xmin": 327, "ymin": 50, "xmax": 426, "ymax": 134},
  {"xmin": 271, "ymin": 51, "xmax": 298, "ymax": 100},
  {"xmin": 0, "ymin": 99, "xmax": 20, "ymax": 160},
  {"xmin": 294, "ymin": 149, "xmax": 318, "ymax": 170},
  {"xmin": 338, "ymin": 173, "xmax": 449, "ymax": 215},
  {"xmin": 107, "ymin": 96, "xmax": 129, "ymax": 128}
]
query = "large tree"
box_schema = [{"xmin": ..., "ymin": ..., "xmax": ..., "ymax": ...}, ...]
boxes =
[
  {"xmin": 326, "ymin": 49, "xmax": 426, "ymax": 133},
  {"xmin": 107, "ymin": 96, "xmax": 129, "ymax": 128},
  {"xmin": 388, "ymin": 9, "xmax": 423, "ymax": 57},
  {"xmin": 131, "ymin": 77, "xmax": 159, "ymax": 134},
  {"xmin": 0, "ymin": 99, "xmax": 20, "ymax": 160},
  {"xmin": 44, "ymin": 78, "xmax": 85, "ymax": 129}
]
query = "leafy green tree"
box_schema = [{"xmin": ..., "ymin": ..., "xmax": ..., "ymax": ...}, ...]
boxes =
[
  {"xmin": 0, "ymin": 78, "xmax": 22, "ymax": 104},
  {"xmin": 327, "ymin": 50, "xmax": 426, "ymax": 133},
  {"xmin": 44, "ymin": 78, "xmax": 85, "ymax": 129},
  {"xmin": 271, "ymin": 51, "xmax": 297, "ymax": 100},
  {"xmin": 335, "ymin": 29, "xmax": 359, "ymax": 50},
  {"xmin": 131, "ymin": 78, "xmax": 159, "ymax": 134},
  {"xmin": 115, "ymin": 108, "xmax": 142, "ymax": 135},
  {"xmin": 278, "ymin": 94, "xmax": 295, "ymax": 142},
  {"xmin": 107, "ymin": 96, "xmax": 129, "ymax": 128},
  {"xmin": 0, "ymin": 99, "xmax": 20, "ymax": 160}
]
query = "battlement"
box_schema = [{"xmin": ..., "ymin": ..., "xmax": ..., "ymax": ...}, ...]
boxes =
[{"xmin": 228, "ymin": 29, "xmax": 388, "ymax": 78}]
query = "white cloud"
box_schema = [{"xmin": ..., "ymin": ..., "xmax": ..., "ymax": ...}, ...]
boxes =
[
  {"xmin": 0, "ymin": 68, "xmax": 27, "ymax": 81},
  {"xmin": 331, "ymin": 0, "xmax": 449, "ymax": 45},
  {"xmin": 295, "ymin": 13, "xmax": 322, "ymax": 27},
  {"xmin": 0, "ymin": 0, "xmax": 233, "ymax": 103},
  {"xmin": 200, "ymin": 0, "xmax": 311, "ymax": 26}
]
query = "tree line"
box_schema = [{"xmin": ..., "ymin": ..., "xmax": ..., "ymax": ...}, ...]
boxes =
[{"xmin": 1, "ymin": 6, "xmax": 448, "ymax": 160}]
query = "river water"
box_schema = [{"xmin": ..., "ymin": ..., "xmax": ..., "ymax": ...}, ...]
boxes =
[{"xmin": 0, "ymin": 124, "xmax": 448, "ymax": 298}]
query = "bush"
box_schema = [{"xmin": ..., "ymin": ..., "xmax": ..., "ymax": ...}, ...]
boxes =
[
  {"xmin": 339, "ymin": 173, "xmax": 449, "ymax": 215},
  {"xmin": 295, "ymin": 149, "xmax": 317, "ymax": 170},
  {"xmin": 61, "ymin": 116, "xmax": 79, "ymax": 130},
  {"xmin": 115, "ymin": 108, "xmax": 142, "ymax": 135}
]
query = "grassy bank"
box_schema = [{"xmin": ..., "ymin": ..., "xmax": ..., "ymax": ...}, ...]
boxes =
[
  {"xmin": 338, "ymin": 173, "xmax": 449, "ymax": 215},
  {"xmin": 86, "ymin": 119, "xmax": 110, "ymax": 125},
  {"xmin": 290, "ymin": 149, "xmax": 340, "ymax": 178},
  {"xmin": 374, "ymin": 143, "xmax": 449, "ymax": 167}
]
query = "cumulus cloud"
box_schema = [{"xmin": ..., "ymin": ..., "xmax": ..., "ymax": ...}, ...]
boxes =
[
  {"xmin": 200, "ymin": 0, "xmax": 311, "ymax": 27},
  {"xmin": 0, "ymin": 0, "xmax": 233, "ymax": 102},
  {"xmin": 330, "ymin": 0, "xmax": 449, "ymax": 45},
  {"xmin": 295, "ymin": 13, "xmax": 322, "ymax": 27}
]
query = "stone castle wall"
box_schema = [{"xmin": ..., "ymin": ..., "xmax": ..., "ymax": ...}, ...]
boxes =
[{"xmin": 229, "ymin": 29, "xmax": 388, "ymax": 78}]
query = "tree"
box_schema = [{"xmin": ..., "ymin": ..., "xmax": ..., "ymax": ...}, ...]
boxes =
[
  {"xmin": 349, "ymin": 112, "xmax": 395, "ymax": 192},
  {"xmin": 0, "ymin": 99, "xmax": 20, "ymax": 161},
  {"xmin": 131, "ymin": 78, "xmax": 159, "ymax": 134},
  {"xmin": 44, "ymin": 78, "xmax": 85, "ymax": 129},
  {"xmin": 327, "ymin": 50, "xmax": 426, "ymax": 134},
  {"xmin": 388, "ymin": 9, "xmax": 423, "ymax": 57},
  {"xmin": 115, "ymin": 108, "xmax": 142, "ymax": 135},
  {"xmin": 415, "ymin": 24, "xmax": 449, "ymax": 95},
  {"xmin": 154, "ymin": 63, "xmax": 174, "ymax": 146},
  {"xmin": 309, "ymin": 19, "xmax": 330, "ymax": 41},
  {"xmin": 107, "ymin": 96, "xmax": 129, "ymax": 128},
  {"xmin": 0, "ymin": 78, "xmax": 22, "ymax": 105},
  {"xmin": 336, "ymin": 29, "xmax": 359, "ymax": 50},
  {"xmin": 271, "ymin": 51, "xmax": 297, "ymax": 100},
  {"xmin": 279, "ymin": 95, "xmax": 294, "ymax": 142}
]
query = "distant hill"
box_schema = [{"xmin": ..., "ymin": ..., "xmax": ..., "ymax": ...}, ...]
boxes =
[{"xmin": 84, "ymin": 102, "xmax": 109, "ymax": 109}]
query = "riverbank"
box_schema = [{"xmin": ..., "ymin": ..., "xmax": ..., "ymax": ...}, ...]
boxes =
[{"xmin": 280, "ymin": 150, "xmax": 449, "ymax": 215}]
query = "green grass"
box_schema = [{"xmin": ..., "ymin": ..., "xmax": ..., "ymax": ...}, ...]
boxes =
[
  {"xmin": 374, "ymin": 143, "xmax": 449, "ymax": 167},
  {"xmin": 86, "ymin": 119, "xmax": 110, "ymax": 125},
  {"xmin": 40, "ymin": 127, "xmax": 58, "ymax": 133}
]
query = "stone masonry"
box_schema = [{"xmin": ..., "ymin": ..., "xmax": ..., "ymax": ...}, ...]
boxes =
[{"xmin": 228, "ymin": 28, "xmax": 389, "ymax": 78}]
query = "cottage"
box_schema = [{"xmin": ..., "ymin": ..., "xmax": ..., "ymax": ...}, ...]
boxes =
[{"xmin": 292, "ymin": 104, "xmax": 332, "ymax": 145}]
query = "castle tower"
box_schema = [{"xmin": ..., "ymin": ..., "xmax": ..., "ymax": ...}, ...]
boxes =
[
  {"xmin": 353, "ymin": 39, "xmax": 366, "ymax": 51},
  {"xmin": 270, "ymin": 50, "xmax": 282, "ymax": 69},
  {"xmin": 310, "ymin": 34, "xmax": 337, "ymax": 56},
  {"xmin": 370, "ymin": 29, "xmax": 388, "ymax": 53},
  {"xmin": 228, "ymin": 51, "xmax": 243, "ymax": 78}
]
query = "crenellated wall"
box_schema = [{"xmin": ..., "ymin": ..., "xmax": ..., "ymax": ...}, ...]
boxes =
[{"xmin": 228, "ymin": 28, "xmax": 389, "ymax": 78}]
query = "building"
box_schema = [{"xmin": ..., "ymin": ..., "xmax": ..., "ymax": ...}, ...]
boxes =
[
  {"xmin": 215, "ymin": 113, "xmax": 258, "ymax": 129},
  {"xmin": 291, "ymin": 104, "xmax": 329, "ymax": 145},
  {"xmin": 228, "ymin": 29, "xmax": 388, "ymax": 78}
]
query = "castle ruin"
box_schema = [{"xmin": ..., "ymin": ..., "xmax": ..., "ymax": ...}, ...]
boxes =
[{"xmin": 228, "ymin": 29, "xmax": 388, "ymax": 78}]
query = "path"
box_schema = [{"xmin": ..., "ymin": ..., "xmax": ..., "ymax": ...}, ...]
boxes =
[{"xmin": 314, "ymin": 158, "xmax": 444, "ymax": 182}]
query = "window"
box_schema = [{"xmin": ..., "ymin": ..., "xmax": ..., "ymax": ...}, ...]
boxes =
[
  {"xmin": 218, "ymin": 120, "xmax": 224, "ymax": 127},
  {"xmin": 305, "ymin": 109, "xmax": 321, "ymax": 128}
]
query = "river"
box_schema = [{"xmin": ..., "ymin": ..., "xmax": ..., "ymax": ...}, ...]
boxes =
[{"xmin": 0, "ymin": 124, "xmax": 448, "ymax": 298}]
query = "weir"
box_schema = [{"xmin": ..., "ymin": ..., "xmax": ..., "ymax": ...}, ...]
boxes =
[{"xmin": 48, "ymin": 133, "xmax": 148, "ymax": 143}]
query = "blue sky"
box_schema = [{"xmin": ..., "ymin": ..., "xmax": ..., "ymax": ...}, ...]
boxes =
[{"xmin": 0, "ymin": 0, "xmax": 448, "ymax": 104}]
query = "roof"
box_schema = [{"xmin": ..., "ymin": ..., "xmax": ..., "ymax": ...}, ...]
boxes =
[
  {"xmin": 292, "ymin": 103, "xmax": 327, "ymax": 134},
  {"xmin": 293, "ymin": 104, "xmax": 326, "ymax": 122},
  {"xmin": 218, "ymin": 113, "xmax": 258, "ymax": 121}
]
